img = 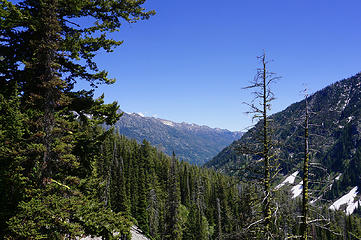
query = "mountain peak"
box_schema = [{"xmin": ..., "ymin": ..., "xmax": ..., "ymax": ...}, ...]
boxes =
[{"xmin": 112, "ymin": 112, "xmax": 243, "ymax": 165}]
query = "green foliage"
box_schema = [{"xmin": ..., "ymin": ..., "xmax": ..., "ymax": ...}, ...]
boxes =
[
  {"xmin": 0, "ymin": 88, "xmax": 28, "ymax": 236},
  {"xmin": 207, "ymin": 73, "xmax": 361, "ymax": 180},
  {"xmin": 0, "ymin": 0, "xmax": 154, "ymax": 238},
  {"xmin": 3, "ymin": 0, "xmax": 361, "ymax": 238},
  {"xmin": 94, "ymin": 132, "xmax": 254, "ymax": 240},
  {"xmin": 7, "ymin": 184, "xmax": 131, "ymax": 240}
]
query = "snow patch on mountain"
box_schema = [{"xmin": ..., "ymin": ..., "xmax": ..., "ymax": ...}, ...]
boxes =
[
  {"xmin": 161, "ymin": 120, "xmax": 174, "ymax": 127},
  {"xmin": 274, "ymin": 171, "xmax": 303, "ymax": 198},
  {"xmin": 329, "ymin": 186, "xmax": 360, "ymax": 215},
  {"xmin": 347, "ymin": 116, "xmax": 354, "ymax": 123},
  {"xmin": 275, "ymin": 171, "xmax": 299, "ymax": 190},
  {"xmin": 335, "ymin": 173, "xmax": 342, "ymax": 181},
  {"xmin": 291, "ymin": 181, "xmax": 303, "ymax": 198}
]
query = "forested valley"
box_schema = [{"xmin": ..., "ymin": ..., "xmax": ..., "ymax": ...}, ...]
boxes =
[{"xmin": 2, "ymin": 0, "xmax": 361, "ymax": 239}]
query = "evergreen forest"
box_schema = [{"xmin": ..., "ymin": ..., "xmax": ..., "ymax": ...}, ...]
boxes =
[{"xmin": 2, "ymin": 0, "xmax": 361, "ymax": 239}]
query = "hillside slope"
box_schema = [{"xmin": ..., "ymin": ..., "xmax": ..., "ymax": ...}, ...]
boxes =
[
  {"xmin": 112, "ymin": 113, "xmax": 243, "ymax": 165},
  {"xmin": 205, "ymin": 73, "xmax": 361, "ymax": 204}
]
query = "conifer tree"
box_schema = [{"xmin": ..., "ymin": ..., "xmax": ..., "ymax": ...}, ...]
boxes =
[
  {"xmin": 0, "ymin": 86, "xmax": 26, "ymax": 237},
  {"xmin": 164, "ymin": 152, "xmax": 181, "ymax": 240},
  {"xmin": 0, "ymin": 0, "xmax": 154, "ymax": 237},
  {"xmin": 216, "ymin": 197, "xmax": 223, "ymax": 240},
  {"xmin": 136, "ymin": 140, "xmax": 152, "ymax": 233}
]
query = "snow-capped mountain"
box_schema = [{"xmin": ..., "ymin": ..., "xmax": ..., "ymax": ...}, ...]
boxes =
[{"xmin": 111, "ymin": 112, "xmax": 243, "ymax": 165}]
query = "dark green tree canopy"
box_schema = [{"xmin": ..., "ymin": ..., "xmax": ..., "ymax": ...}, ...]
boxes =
[
  {"xmin": 0, "ymin": 0, "xmax": 155, "ymax": 238},
  {"xmin": 1, "ymin": 0, "xmax": 155, "ymax": 90}
]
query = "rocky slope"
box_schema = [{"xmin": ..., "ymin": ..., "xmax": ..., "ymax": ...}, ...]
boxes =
[
  {"xmin": 205, "ymin": 73, "xmax": 361, "ymax": 211},
  {"xmin": 111, "ymin": 113, "xmax": 243, "ymax": 165}
]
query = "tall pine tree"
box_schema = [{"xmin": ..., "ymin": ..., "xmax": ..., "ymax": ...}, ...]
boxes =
[{"xmin": 0, "ymin": 0, "xmax": 154, "ymax": 238}]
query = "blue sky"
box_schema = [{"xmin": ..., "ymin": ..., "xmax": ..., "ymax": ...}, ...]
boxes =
[{"xmin": 82, "ymin": 0, "xmax": 361, "ymax": 131}]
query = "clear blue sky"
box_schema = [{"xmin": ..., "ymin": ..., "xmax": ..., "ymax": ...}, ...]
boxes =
[{"xmin": 79, "ymin": 0, "xmax": 361, "ymax": 131}]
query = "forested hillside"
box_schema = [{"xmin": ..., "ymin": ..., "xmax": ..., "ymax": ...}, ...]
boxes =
[
  {"xmin": 67, "ymin": 130, "xmax": 361, "ymax": 240},
  {"xmin": 206, "ymin": 73, "xmax": 361, "ymax": 213},
  {"xmin": 111, "ymin": 112, "xmax": 243, "ymax": 165}
]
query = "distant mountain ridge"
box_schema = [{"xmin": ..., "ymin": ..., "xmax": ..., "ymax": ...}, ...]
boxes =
[
  {"xmin": 112, "ymin": 112, "xmax": 243, "ymax": 165},
  {"xmin": 205, "ymin": 73, "xmax": 361, "ymax": 213}
]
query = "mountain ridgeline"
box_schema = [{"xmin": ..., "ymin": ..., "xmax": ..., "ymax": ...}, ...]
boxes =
[
  {"xmin": 112, "ymin": 112, "xmax": 243, "ymax": 165},
  {"xmin": 206, "ymin": 73, "xmax": 361, "ymax": 201}
]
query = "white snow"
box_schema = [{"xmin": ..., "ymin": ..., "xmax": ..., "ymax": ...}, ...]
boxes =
[
  {"xmin": 310, "ymin": 195, "xmax": 322, "ymax": 204},
  {"xmin": 137, "ymin": 112, "xmax": 145, "ymax": 117},
  {"xmin": 291, "ymin": 181, "xmax": 303, "ymax": 198},
  {"xmin": 335, "ymin": 174, "xmax": 342, "ymax": 181},
  {"xmin": 83, "ymin": 114, "xmax": 92, "ymax": 119},
  {"xmin": 79, "ymin": 225, "xmax": 149, "ymax": 240},
  {"xmin": 343, "ymin": 97, "xmax": 350, "ymax": 110},
  {"xmin": 161, "ymin": 120, "xmax": 174, "ymax": 127},
  {"xmin": 347, "ymin": 116, "xmax": 354, "ymax": 123},
  {"xmin": 346, "ymin": 201, "xmax": 361, "ymax": 216},
  {"xmin": 275, "ymin": 171, "xmax": 299, "ymax": 190},
  {"xmin": 329, "ymin": 186, "xmax": 360, "ymax": 215},
  {"xmin": 131, "ymin": 226, "xmax": 150, "ymax": 240}
]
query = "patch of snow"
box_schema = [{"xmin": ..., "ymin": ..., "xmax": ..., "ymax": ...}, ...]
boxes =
[
  {"xmin": 347, "ymin": 116, "xmax": 354, "ymax": 123},
  {"xmin": 137, "ymin": 112, "xmax": 145, "ymax": 117},
  {"xmin": 310, "ymin": 195, "xmax": 322, "ymax": 204},
  {"xmin": 338, "ymin": 125, "xmax": 344, "ymax": 129},
  {"xmin": 71, "ymin": 111, "xmax": 80, "ymax": 118},
  {"xmin": 291, "ymin": 181, "xmax": 303, "ymax": 198},
  {"xmin": 346, "ymin": 201, "xmax": 361, "ymax": 216},
  {"xmin": 335, "ymin": 174, "xmax": 342, "ymax": 181},
  {"xmin": 131, "ymin": 226, "xmax": 150, "ymax": 240},
  {"xmin": 161, "ymin": 120, "xmax": 174, "ymax": 127},
  {"xmin": 79, "ymin": 226, "xmax": 149, "ymax": 240},
  {"xmin": 84, "ymin": 114, "xmax": 92, "ymax": 119},
  {"xmin": 329, "ymin": 186, "xmax": 360, "ymax": 215},
  {"xmin": 275, "ymin": 171, "xmax": 299, "ymax": 190},
  {"xmin": 343, "ymin": 98, "xmax": 350, "ymax": 110},
  {"xmin": 79, "ymin": 236, "xmax": 101, "ymax": 240}
]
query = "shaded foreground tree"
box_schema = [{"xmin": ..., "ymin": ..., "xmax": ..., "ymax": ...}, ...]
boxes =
[{"xmin": 0, "ymin": 0, "xmax": 154, "ymax": 238}]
